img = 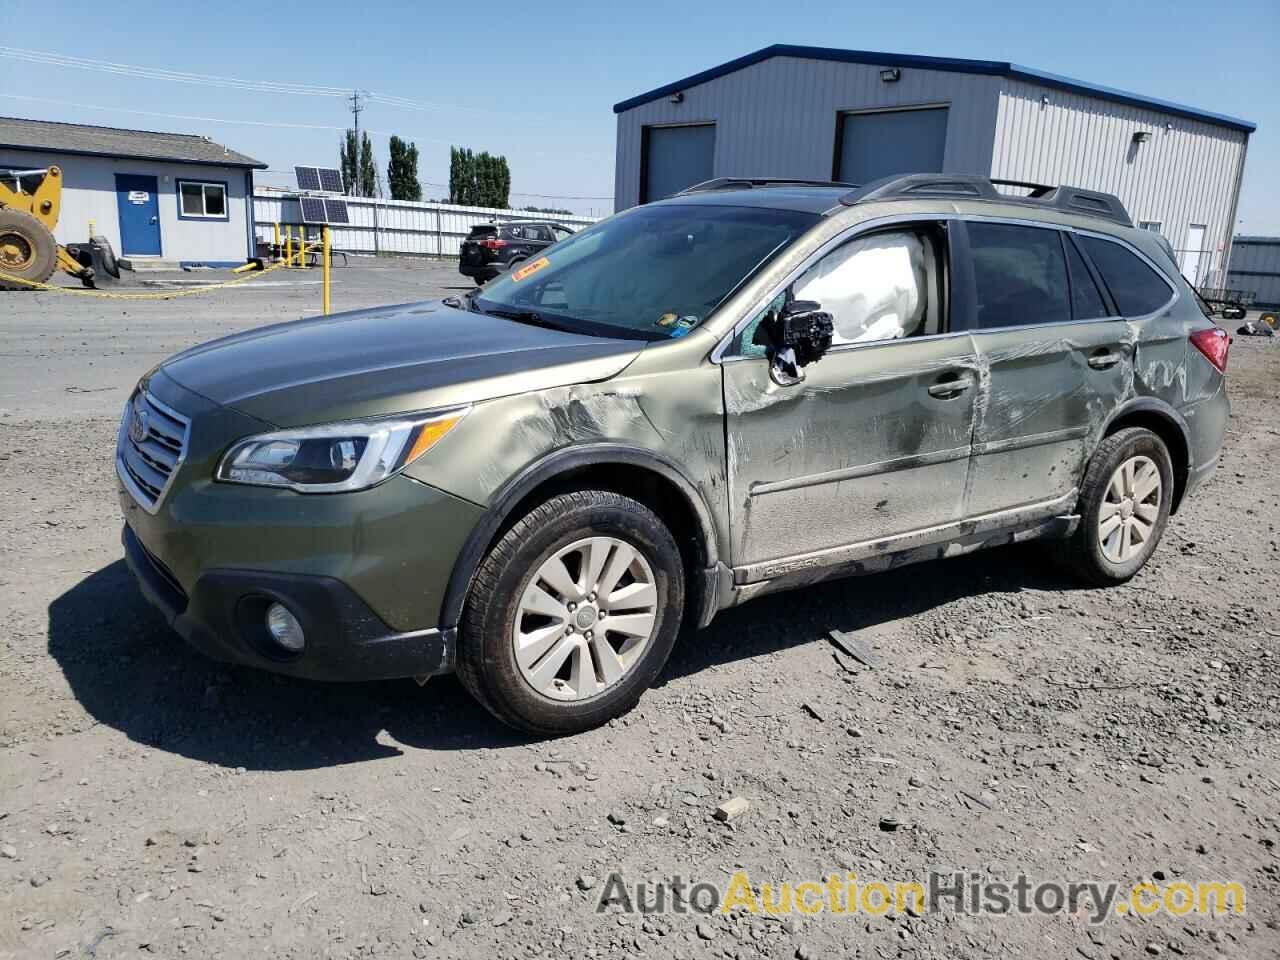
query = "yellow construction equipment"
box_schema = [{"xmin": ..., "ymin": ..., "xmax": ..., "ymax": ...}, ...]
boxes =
[{"xmin": 0, "ymin": 166, "xmax": 118, "ymax": 290}]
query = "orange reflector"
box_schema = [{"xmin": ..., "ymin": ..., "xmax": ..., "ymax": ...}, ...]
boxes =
[{"xmin": 404, "ymin": 415, "xmax": 462, "ymax": 465}]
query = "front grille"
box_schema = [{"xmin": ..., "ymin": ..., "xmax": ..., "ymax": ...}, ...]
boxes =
[{"xmin": 116, "ymin": 389, "xmax": 190, "ymax": 513}]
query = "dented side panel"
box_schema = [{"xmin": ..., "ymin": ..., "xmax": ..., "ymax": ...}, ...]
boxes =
[
  {"xmin": 967, "ymin": 319, "xmax": 1133, "ymax": 516},
  {"xmin": 721, "ymin": 335, "xmax": 980, "ymax": 570},
  {"xmin": 402, "ymin": 335, "xmax": 732, "ymax": 553}
]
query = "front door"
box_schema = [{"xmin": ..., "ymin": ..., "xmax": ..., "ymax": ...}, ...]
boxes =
[
  {"xmin": 1180, "ymin": 224, "xmax": 1206, "ymax": 286},
  {"xmin": 722, "ymin": 224, "xmax": 978, "ymax": 582},
  {"xmin": 115, "ymin": 174, "xmax": 161, "ymax": 256}
]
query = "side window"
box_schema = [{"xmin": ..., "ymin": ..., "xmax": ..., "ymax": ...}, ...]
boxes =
[
  {"xmin": 735, "ymin": 228, "xmax": 937, "ymax": 357},
  {"xmin": 1077, "ymin": 237, "xmax": 1174, "ymax": 317},
  {"xmin": 793, "ymin": 230, "xmax": 931, "ymax": 344},
  {"xmin": 553, "ymin": 226, "xmax": 574, "ymax": 241},
  {"xmin": 968, "ymin": 222, "xmax": 1070, "ymax": 329},
  {"xmin": 534, "ymin": 225, "xmax": 555, "ymax": 242},
  {"xmin": 1064, "ymin": 236, "xmax": 1112, "ymax": 321}
]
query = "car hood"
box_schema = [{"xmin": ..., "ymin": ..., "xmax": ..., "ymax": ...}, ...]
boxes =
[{"xmin": 158, "ymin": 300, "xmax": 644, "ymax": 427}]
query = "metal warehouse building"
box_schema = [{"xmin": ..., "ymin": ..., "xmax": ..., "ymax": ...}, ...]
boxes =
[
  {"xmin": 0, "ymin": 117, "xmax": 265, "ymax": 268},
  {"xmin": 1226, "ymin": 237, "xmax": 1280, "ymax": 308},
  {"xmin": 613, "ymin": 45, "xmax": 1254, "ymax": 287}
]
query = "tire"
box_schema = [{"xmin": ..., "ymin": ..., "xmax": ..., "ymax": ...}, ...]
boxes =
[
  {"xmin": 457, "ymin": 490, "xmax": 685, "ymax": 736},
  {"xmin": 1055, "ymin": 427, "xmax": 1174, "ymax": 585},
  {"xmin": 0, "ymin": 207, "xmax": 57, "ymax": 291}
]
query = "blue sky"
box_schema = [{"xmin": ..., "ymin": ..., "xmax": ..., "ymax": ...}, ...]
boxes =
[{"xmin": 1, "ymin": 0, "xmax": 1275, "ymax": 229}]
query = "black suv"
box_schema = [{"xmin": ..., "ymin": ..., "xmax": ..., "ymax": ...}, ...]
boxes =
[{"xmin": 459, "ymin": 220, "xmax": 574, "ymax": 283}]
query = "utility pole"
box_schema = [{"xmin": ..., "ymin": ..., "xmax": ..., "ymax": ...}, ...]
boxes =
[{"xmin": 347, "ymin": 90, "xmax": 366, "ymax": 197}]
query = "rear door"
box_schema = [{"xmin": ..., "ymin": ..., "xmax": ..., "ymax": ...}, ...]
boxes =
[
  {"xmin": 460, "ymin": 225, "xmax": 496, "ymax": 267},
  {"xmin": 959, "ymin": 220, "xmax": 1133, "ymax": 516}
]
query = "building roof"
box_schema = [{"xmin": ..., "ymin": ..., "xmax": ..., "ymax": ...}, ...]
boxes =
[
  {"xmin": 612, "ymin": 45, "xmax": 1257, "ymax": 134},
  {"xmin": 0, "ymin": 117, "xmax": 267, "ymax": 169}
]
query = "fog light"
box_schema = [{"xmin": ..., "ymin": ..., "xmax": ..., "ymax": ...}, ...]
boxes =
[{"xmin": 265, "ymin": 602, "xmax": 305, "ymax": 653}]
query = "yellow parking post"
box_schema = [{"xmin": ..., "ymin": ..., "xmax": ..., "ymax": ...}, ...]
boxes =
[
  {"xmin": 322, "ymin": 225, "xmax": 331, "ymax": 315},
  {"xmin": 273, "ymin": 222, "xmax": 281, "ymax": 261},
  {"xmin": 285, "ymin": 227, "xmax": 293, "ymax": 267},
  {"xmin": 88, "ymin": 218, "xmax": 96, "ymax": 237}
]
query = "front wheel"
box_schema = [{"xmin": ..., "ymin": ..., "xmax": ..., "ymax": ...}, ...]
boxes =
[
  {"xmin": 1056, "ymin": 427, "xmax": 1174, "ymax": 585},
  {"xmin": 457, "ymin": 490, "xmax": 685, "ymax": 735}
]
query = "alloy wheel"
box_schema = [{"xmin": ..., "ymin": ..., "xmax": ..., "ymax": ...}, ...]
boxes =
[
  {"xmin": 513, "ymin": 536, "xmax": 658, "ymax": 701},
  {"xmin": 1099, "ymin": 455, "xmax": 1162, "ymax": 564}
]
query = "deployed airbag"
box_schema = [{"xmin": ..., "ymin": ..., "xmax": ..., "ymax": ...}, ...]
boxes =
[{"xmin": 793, "ymin": 232, "xmax": 926, "ymax": 344}]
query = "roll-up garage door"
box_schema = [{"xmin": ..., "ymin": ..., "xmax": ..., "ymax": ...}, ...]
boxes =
[
  {"xmin": 641, "ymin": 124, "xmax": 716, "ymax": 203},
  {"xmin": 836, "ymin": 107, "xmax": 948, "ymax": 184}
]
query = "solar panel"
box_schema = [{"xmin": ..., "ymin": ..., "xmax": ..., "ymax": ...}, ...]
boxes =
[
  {"xmin": 318, "ymin": 168, "xmax": 344, "ymax": 193},
  {"xmin": 298, "ymin": 196, "xmax": 327, "ymax": 223},
  {"xmin": 294, "ymin": 166, "xmax": 322, "ymax": 191},
  {"xmin": 323, "ymin": 198, "xmax": 350, "ymax": 225}
]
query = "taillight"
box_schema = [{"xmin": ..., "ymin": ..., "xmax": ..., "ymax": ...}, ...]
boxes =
[
  {"xmin": 1189, "ymin": 326, "xmax": 1230, "ymax": 373},
  {"xmin": 480, "ymin": 237, "xmax": 507, "ymax": 251}
]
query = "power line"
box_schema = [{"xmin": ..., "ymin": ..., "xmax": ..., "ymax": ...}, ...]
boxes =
[
  {"xmin": 2, "ymin": 47, "xmax": 534, "ymax": 117},
  {"xmin": 0, "ymin": 47, "xmax": 349, "ymax": 97}
]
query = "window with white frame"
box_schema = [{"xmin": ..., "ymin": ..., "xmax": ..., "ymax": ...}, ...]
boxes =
[{"xmin": 178, "ymin": 180, "xmax": 228, "ymax": 219}]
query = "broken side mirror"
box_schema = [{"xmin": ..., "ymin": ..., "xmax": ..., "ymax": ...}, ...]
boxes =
[{"xmin": 751, "ymin": 299, "xmax": 834, "ymax": 385}]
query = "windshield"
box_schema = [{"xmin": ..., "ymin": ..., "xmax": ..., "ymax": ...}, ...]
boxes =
[{"xmin": 474, "ymin": 203, "xmax": 819, "ymax": 340}]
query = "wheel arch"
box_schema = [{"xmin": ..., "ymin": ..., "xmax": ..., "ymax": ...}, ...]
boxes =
[
  {"xmin": 1097, "ymin": 398, "xmax": 1192, "ymax": 513},
  {"xmin": 438, "ymin": 443, "xmax": 721, "ymax": 632}
]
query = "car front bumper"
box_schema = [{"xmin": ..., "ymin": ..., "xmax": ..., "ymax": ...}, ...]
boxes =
[
  {"xmin": 122, "ymin": 524, "xmax": 456, "ymax": 681},
  {"xmin": 117, "ymin": 370, "xmax": 487, "ymax": 681}
]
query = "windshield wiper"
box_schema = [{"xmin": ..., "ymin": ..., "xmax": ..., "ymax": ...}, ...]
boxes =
[{"xmin": 481, "ymin": 306, "xmax": 568, "ymax": 332}]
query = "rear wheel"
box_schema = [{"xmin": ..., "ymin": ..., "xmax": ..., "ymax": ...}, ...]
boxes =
[
  {"xmin": 0, "ymin": 208, "xmax": 57, "ymax": 291},
  {"xmin": 1056, "ymin": 427, "xmax": 1173, "ymax": 584},
  {"xmin": 457, "ymin": 490, "xmax": 685, "ymax": 735}
]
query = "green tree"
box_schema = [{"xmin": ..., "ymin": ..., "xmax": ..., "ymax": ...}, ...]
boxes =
[
  {"xmin": 387, "ymin": 136, "xmax": 421, "ymax": 201},
  {"xmin": 358, "ymin": 132, "xmax": 378, "ymax": 198},
  {"xmin": 449, "ymin": 146, "xmax": 511, "ymax": 208},
  {"xmin": 339, "ymin": 130, "xmax": 359, "ymax": 194}
]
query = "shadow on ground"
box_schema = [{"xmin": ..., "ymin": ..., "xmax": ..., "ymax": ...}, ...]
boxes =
[{"xmin": 49, "ymin": 547, "xmax": 1081, "ymax": 771}]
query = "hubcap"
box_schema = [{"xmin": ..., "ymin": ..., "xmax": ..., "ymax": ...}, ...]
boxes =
[
  {"xmin": 0, "ymin": 232, "xmax": 35, "ymax": 270},
  {"xmin": 1099, "ymin": 455, "xmax": 1162, "ymax": 564},
  {"xmin": 513, "ymin": 536, "xmax": 658, "ymax": 702}
]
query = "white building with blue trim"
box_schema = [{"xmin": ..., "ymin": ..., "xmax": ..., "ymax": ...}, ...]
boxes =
[
  {"xmin": 613, "ymin": 45, "xmax": 1255, "ymax": 287},
  {"xmin": 0, "ymin": 117, "xmax": 264, "ymax": 268}
]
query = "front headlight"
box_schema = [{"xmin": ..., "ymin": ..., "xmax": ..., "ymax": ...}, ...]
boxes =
[{"xmin": 215, "ymin": 407, "xmax": 468, "ymax": 493}]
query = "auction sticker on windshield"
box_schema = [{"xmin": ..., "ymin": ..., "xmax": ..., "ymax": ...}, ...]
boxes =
[{"xmin": 511, "ymin": 257, "xmax": 550, "ymax": 282}]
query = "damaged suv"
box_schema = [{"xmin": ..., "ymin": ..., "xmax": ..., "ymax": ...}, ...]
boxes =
[{"xmin": 118, "ymin": 174, "xmax": 1230, "ymax": 734}]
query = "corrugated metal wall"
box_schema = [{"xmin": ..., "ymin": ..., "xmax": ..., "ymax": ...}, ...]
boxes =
[
  {"xmin": 614, "ymin": 55, "xmax": 1002, "ymax": 210},
  {"xmin": 252, "ymin": 193, "xmax": 598, "ymax": 258},
  {"xmin": 991, "ymin": 80, "xmax": 1248, "ymax": 287},
  {"xmin": 1227, "ymin": 238, "xmax": 1280, "ymax": 307}
]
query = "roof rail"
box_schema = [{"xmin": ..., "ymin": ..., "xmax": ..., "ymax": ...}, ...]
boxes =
[
  {"xmin": 839, "ymin": 173, "xmax": 1133, "ymax": 227},
  {"xmin": 677, "ymin": 177, "xmax": 857, "ymax": 195}
]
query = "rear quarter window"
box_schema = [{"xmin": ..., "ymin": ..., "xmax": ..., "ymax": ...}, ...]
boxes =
[{"xmin": 1077, "ymin": 236, "xmax": 1174, "ymax": 316}]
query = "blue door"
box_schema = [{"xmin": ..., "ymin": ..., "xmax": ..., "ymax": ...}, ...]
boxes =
[{"xmin": 115, "ymin": 174, "xmax": 162, "ymax": 256}]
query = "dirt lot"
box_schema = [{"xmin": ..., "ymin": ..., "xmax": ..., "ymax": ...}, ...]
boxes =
[{"xmin": 1, "ymin": 260, "xmax": 1277, "ymax": 960}]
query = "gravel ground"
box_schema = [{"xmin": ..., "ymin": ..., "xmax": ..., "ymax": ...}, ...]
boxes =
[{"xmin": 1, "ymin": 261, "xmax": 1277, "ymax": 960}]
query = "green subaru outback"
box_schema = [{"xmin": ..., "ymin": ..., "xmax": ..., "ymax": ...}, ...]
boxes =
[{"xmin": 118, "ymin": 174, "xmax": 1230, "ymax": 734}]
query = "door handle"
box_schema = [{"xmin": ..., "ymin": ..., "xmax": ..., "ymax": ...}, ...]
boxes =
[
  {"xmin": 1088, "ymin": 351, "xmax": 1120, "ymax": 370},
  {"xmin": 928, "ymin": 376, "xmax": 973, "ymax": 399}
]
